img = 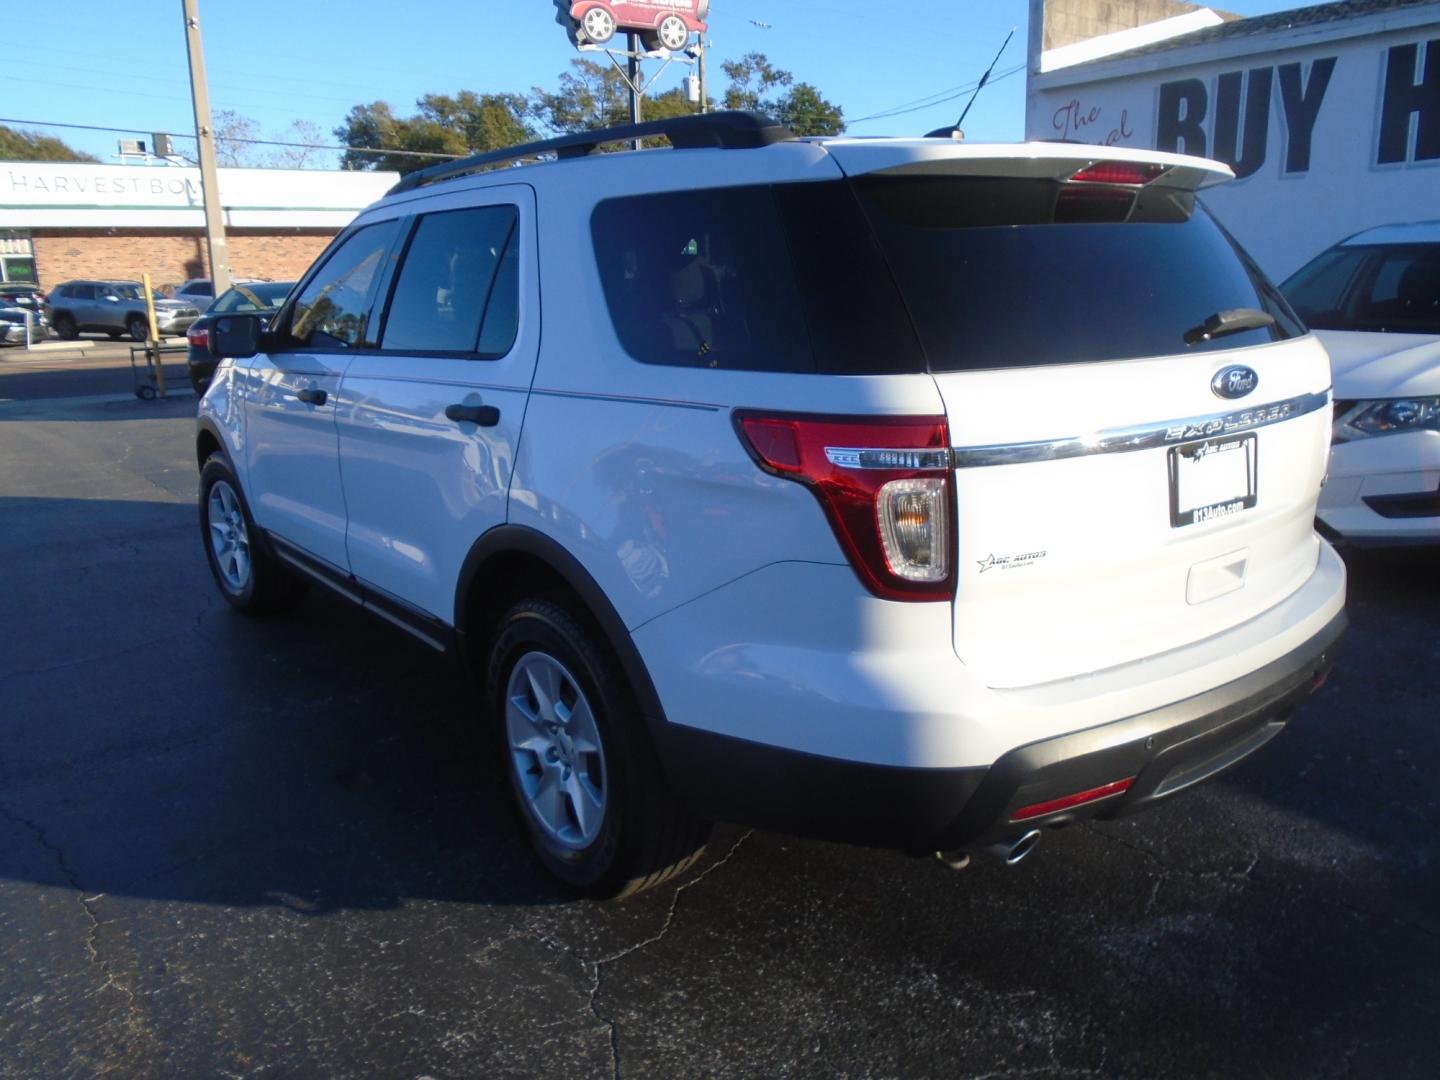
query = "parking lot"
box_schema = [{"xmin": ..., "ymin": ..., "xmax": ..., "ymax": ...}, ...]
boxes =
[{"xmin": 1, "ymin": 364, "xmax": 1437, "ymax": 1078}]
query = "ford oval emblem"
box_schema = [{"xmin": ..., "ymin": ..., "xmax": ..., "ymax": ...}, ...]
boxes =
[{"xmin": 1212, "ymin": 365, "xmax": 1259, "ymax": 399}]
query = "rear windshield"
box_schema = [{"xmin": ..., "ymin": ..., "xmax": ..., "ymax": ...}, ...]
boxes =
[
  {"xmin": 853, "ymin": 175, "xmax": 1302, "ymax": 371},
  {"xmin": 590, "ymin": 175, "xmax": 1299, "ymax": 376}
]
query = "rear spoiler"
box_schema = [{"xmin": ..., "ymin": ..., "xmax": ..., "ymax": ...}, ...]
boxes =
[{"xmin": 819, "ymin": 139, "xmax": 1234, "ymax": 192}]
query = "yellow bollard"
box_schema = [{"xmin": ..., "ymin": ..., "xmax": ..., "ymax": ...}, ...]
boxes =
[{"xmin": 141, "ymin": 272, "xmax": 166, "ymax": 398}]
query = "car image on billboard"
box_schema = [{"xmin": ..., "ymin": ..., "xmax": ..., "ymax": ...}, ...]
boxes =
[{"xmin": 569, "ymin": 0, "xmax": 708, "ymax": 50}]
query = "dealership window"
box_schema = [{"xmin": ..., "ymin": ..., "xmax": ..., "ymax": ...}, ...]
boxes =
[{"xmin": 1, "ymin": 257, "xmax": 37, "ymax": 284}]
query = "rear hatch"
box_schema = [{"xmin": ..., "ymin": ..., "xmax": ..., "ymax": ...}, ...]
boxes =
[{"xmin": 828, "ymin": 143, "xmax": 1333, "ymax": 688}]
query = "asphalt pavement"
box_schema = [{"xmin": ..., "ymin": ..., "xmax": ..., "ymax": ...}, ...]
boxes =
[{"xmin": 0, "ymin": 370, "xmax": 1436, "ymax": 1078}]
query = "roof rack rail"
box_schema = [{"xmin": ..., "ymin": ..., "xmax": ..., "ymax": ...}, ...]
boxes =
[{"xmin": 387, "ymin": 110, "xmax": 795, "ymax": 195}]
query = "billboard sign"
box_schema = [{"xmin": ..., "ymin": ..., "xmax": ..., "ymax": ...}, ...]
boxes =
[{"xmin": 567, "ymin": 1, "xmax": 709, "ymax": 51}]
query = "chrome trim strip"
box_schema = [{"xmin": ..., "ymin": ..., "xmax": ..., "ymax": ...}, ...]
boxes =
[
  {"xmin": 824, "ymin": 446, "xmax": 952, "ymax": 471},
  {"xmin": 951, "ymin": 390, "xmax": 1332, "ymax": 469}
]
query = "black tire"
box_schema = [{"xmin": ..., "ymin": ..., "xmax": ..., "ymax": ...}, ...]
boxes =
[
  {"xmin": 135, "ymin": 386, "xmax": 156, "ymax": 400},
  {"xmin": 190, "ymin": 373, "xmax": 209, "ymax": 396},
  {"xmin": 199, "ymin": 454, "xmax": 308, "ymax": 615},
  {"xmin": 53, "ymin": 312, "xmax": 78, "ymax": 340},
  {"xmin": 487, "ymin": 598, "xmax": 710, "ymax": 898},
  {"xmin": 126, "ymin": 316, "xmax": 147, "ymax": 342}
]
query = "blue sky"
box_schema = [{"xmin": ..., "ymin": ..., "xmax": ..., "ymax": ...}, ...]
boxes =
[{"xmin": 2, "ymin": 0, "xmax": 1311, "ymax": 167}]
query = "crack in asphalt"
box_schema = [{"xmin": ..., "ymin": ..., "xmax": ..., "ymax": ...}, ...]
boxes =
[
  {"xmin": 0, "ymin": 630, "xmax": 189, "ymax": 683},
  {"xmin": 0, "ymin": 800, "xmax": 141, "ymax": 1017},
  {"xmin": 586, "ymin": 830, "xmax": 753, "ymax": 1080},
  {"xmin": 1086, "ymin": 823, "xmax": 1439, "ymax": 939}
]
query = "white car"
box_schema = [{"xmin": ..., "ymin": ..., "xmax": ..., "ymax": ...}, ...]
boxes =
[
  {"xmin": 196, "ymin": 112, "xmax": 1346, "ymax": 897},
  {"xmin": 1282, "ymin": 223, "xmax": 1440, "ymax": 545}
]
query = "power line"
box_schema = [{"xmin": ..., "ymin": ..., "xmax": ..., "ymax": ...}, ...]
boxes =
[
  {"xmin": 0, "ymin": 115, "xmax": 462, "ymax": 160},
  {"xmin": 848, "ymin": 64, "xmax": 1025, "ymax": 125}
]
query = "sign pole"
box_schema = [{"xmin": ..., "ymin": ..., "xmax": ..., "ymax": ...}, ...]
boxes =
[
  {"xmin": 181, "ymin": 0, "xmax": 231, "ymax": 298},
  {"xmin": 628, "ymin": 31, "xmax": 643, "ymax": 149}
]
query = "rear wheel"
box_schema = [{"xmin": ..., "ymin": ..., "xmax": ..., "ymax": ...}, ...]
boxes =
[
  {"xmin": 656, "ymin": 14, "xmax": 689, "ymax": 50},
  {"xmin": 127, "ymin": 316, "xmax": 147, "ymax": 341},
  {"xmin": 199, "ymin": 454, "xmax": 308, "ymax": 615},
  {"xmin": 54, "ymin": 312, "xmax": 77, "ymax": 339},
  {"xmin": 487, "ymin": 598, "xmax": 710, "ymax": 898}
]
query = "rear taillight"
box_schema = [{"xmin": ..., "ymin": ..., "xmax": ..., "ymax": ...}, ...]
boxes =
[
  {"xmin": 187, "ymin": 326, "xmax": 209, "ymax": 349},
  {"xmin": 735, "ymin": 411, "xmax": 954, "ymax": 601},
  {"xmin": 1067, "ymin": 160, "xmax": 1167, "ymax": 185}
]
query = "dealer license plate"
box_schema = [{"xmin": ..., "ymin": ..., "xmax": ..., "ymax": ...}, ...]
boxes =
[{"xmin": 1168, "ymin": 433, "xmax": 1257, "ymax": 527}]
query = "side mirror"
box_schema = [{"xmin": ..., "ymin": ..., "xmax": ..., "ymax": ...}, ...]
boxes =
[
  {"xmin": 209, "ymin": 313, "xmax": 263, "ymax": 359},
  {"xmin": 104, "ymin": 295, "xmax": 120, "ymax": 303}
]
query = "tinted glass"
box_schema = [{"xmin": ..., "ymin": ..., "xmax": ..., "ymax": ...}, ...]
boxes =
[
  {"xmin": 381, "ymin": 206, "xmax": 518, "ymax": 354},
  {"xmin": 288, "ymin": 220, "xmax": 401, "ymax": 349},
  {"xmin": 1281, "ymin": 248, "xmax": 1371, "ymax": 326},
  {"xmin": 476, "ymin": 225, "xmax": 520, "ymax": 357},
  {"xmin": 210, "ymin": 282, "xmax": 293, "ymax": 314},
  {"xmin": 591, "ymin": 183, "xmax": 920, "ymax": 374},
  {"xmin": 855, "ymin": 176, "xmax": 1299, "ymax": 370},
  {"xmin": 70, "ymin": 284, "xmax": 97, "ymax": 300},
  {"xmin": 1289, "ymin": 244, "xmax": 1440, "ymax": 334}
]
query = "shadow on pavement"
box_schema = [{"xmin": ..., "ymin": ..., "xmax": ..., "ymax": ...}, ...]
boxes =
[{"xmin": 0, "ymin": 494, "xmax": 566, "ymax": 911}]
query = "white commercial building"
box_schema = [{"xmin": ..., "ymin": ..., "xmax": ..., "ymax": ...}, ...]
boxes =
[{"xmin": 1026, "ymin": 0, "xmax": 1440, "ymax": 278}]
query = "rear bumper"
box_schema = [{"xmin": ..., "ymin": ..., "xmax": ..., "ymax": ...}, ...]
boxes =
[{"xmin": 655, "ymin": 609, "xmax": 1345, "ymax": 853}]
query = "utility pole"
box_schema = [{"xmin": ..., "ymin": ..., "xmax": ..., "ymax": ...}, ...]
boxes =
[
  {"xmin": 181, "ymin": 0, "xmax": 230, "ymax": 296},
  {"xmin": 698, "ymin": 38, "xmax": 708, "ymax": 113},
  {"xmin": 627, "ymin": 31, "xmax": 643, "ymax": 149}
]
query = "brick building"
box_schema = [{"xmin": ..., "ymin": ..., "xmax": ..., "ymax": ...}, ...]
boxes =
[{"xmin": 0, "ymin": 161, "xmax": 397, "ymax": 289}]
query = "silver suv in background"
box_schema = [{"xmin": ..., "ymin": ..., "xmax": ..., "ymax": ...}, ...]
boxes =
[{"xmin": 45, "ymin": 280, "xmax": 202, "ymax": 341}]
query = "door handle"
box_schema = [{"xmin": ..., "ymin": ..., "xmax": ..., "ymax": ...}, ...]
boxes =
[
  {"xmin": 296, "ymin": 387, "xmax": 328, "ymax": 406},
  {"xmin": 445, "ymin": 402, "xmax": 500, "ymax": 427}
]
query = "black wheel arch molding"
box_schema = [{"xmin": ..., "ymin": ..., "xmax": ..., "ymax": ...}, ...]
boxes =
[{"xmin": 454, "ymin": 524, "xmax": 669, "ymax": 729}]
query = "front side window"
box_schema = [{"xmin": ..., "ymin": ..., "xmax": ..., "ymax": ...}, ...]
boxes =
[
  {"xmin": 287, "ymin": 220, "xmax": 401, "ymax": 349},
  {"xmin": 380, "ymin": 205, "xmax": 519, "ymax": 355}
]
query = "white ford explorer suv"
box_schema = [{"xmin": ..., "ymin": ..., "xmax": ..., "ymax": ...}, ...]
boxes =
[{"xmin": 197, "ymin": 112, "xmax": 1346, "ymax": 897}]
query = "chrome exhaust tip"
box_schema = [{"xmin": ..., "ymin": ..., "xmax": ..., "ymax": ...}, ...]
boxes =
[{"xmin": 975, "ymin": 829, "xmax": 1042, "ymax": 866}]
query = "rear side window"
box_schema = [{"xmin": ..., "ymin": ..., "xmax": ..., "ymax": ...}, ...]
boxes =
[
  {"xmin": 854, "ymin": 176, "xmax": 1302, "ymax": 371},
  {"xmin": 590, "ymin": 183, "xmax": 922, "ymax": 374},
  {"xmin": 287, "ymin": 219, "xmax": 401, "ymax": 349},
  {"xmin": 380, "ymin": 205, "xmax": 519, "ymax": 356}
]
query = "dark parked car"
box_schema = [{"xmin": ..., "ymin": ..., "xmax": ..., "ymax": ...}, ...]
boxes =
[
  {"xmin": 186, "ymin": 281, "xmax": 294, "ymax": 393},
  {"xmin": 0, "ymin": 283, "xmax": 46, "ymax": 316}
]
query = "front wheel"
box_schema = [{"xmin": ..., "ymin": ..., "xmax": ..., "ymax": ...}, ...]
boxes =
[
  {"xmin": 581, "ymin": 6, "xmax": 615, "ymax": 44},
  {"xmin": 199, "ymin": 454, "xmax": 308, "ymax": 615},
  {"xmin": 487, "ymin": 598, "xmax": 710, "ymax": 898}
]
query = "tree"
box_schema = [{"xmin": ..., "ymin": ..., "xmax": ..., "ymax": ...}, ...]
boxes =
[
  {"xmin": 721, "ymin": 52, "xmax": 845, "ymax": 136},
  {"xmin": 334, "ymin": 93, "xmax": 534, "ymax": 174},
  {"xmin": 269, "ymin": 120, "xmax": 328, "ymax": 169},
  {"xmin": 214, "ymin": 109, "xmax": 262, "ymax": 167},
  {"xmin": 0, "ymin": 124, "xmax": 98, "ymax": 163},
  {"xmin": 528, "ymin": 59, "xmax": 704, "ymax": 149}
]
